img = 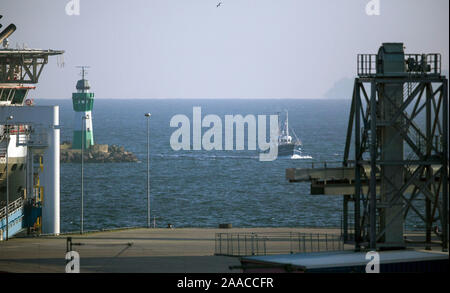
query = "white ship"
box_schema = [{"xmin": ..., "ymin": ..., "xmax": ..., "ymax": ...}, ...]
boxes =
[
  {"xmin": 0, "ymin": 20, "xmax": 64, "ymax": 239},
  {"xmin": 277, "ymin": 111, "xmax": 302, "ymax": 157}
]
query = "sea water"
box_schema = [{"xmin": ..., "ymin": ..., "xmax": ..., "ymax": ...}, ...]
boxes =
[{"xmin": 37, "ymin": 99, "xmax": 425, "ymax": 232}]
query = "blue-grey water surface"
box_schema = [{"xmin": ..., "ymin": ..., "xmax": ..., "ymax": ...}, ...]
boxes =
[{"xmin": 38, "ymin": 99, "xmax": 425, "ymax": 232}]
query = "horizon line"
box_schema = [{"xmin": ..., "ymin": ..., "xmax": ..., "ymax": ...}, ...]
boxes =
[{"xmin": 36, "ymin": 97, "xmax": 351, "ymax": 100}]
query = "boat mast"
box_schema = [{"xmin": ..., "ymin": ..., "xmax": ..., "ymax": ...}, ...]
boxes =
[{"xmin": 285, "ymin": 110, "xmax": 289, "ymax": 138}]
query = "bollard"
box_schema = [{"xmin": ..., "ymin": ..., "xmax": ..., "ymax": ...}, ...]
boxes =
[{"xmin": 66, "ymin": 237, "xmax": 72, "ymax": 253}]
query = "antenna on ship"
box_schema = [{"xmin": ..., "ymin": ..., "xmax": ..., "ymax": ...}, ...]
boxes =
[{"xmin": 276, "ymin": 111, "xmax": 281, "ymax": 138}]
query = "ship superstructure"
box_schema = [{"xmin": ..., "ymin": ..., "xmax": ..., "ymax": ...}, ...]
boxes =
[{"xmin": 0, "ymin": 17, "xmax": 64, "ymax": 239}]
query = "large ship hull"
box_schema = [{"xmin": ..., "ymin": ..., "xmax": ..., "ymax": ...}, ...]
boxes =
[
  {"xmin": 0, "ymin": 134, "xmax": 27, "ymax": 205},
  {"xmin": 0, "ymin": 158, "xmax": 27, "ymax": 204}
]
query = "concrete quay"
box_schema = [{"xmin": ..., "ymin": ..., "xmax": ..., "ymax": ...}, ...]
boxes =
[
  {"xmin": 0, "ymin": 227, "xmax": 441, "ymax": 273},
  {"xmin": 0, "ymin": 227, "xmax": 341, "ymax": 273}
]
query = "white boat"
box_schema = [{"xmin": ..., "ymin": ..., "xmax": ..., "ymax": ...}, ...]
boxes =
[{"xmin": 277, "ymin": 111, "xmax": 302, "ymax": 157}]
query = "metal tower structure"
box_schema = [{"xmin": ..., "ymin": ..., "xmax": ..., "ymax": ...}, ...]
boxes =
[
  {"xmin": 287, "ymin": 43, "xmax": 448, "ymax": 252},
  {"xmin": 345, "ymin": 43, "xmax": 448, "ymax": 251}
]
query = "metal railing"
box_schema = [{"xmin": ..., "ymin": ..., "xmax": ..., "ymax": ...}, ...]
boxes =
[
  {"xmin": 357, "ymin": 53, "xmax": 442, "ymax": 77},
  {"xmin": 405, "ymin": 54, "xmax": 441, "ymax": 75},
  {"xmin": 16, "ymin": 128, "xmax": 47, "ymax": 148},
  {"xmin": 0, "ymin": 197, "xmax": 24, "ymax": 221},
  {"xmin": 357, "ymin": 54, "xmax": 377, "ymax": 77},
  {"xmin": 290, "ymin": 161, "xmax": 355, "ymax": 169},
  {"xmin": 215, "ymin": 232, "xmax": 345, "ymax": 257}
]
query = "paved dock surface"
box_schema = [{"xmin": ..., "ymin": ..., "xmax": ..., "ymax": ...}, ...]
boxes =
[
  {"xmin": 0, "ymin": 227, "xmax": 440, "ymax": 273},
  {"xmin": 0, "ymin": 227, "xmax": 340, "ymax": 273}
]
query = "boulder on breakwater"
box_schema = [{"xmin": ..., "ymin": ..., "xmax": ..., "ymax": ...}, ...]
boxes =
[{"xmin": 60, "ymin": 142, "xmax": 138, "ymax": 163}]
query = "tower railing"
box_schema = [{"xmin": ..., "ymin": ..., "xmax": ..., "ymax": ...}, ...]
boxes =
[
  {"xmin": 357, "ymin": 53, "xmax": 442, "ymax": 77},
  {"xmin": 357, "ymin": 54, "xmax": 377, "ymax": 77},
  {"xmin": 405, "ymin": 54, "xmax": 441, "ymax": 75}
]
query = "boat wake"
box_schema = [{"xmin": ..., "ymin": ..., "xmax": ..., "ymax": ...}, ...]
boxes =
[
  {"xmin": 291, "ymin": 154, "xmax": 313, "ymax": 160},
  {"xmin": 290, "ymin": 148, "xmax": 313, "ymax": 160},
  {"xmin": 154, "ymin": 153, "xmax": 259, "ymax": 160}
]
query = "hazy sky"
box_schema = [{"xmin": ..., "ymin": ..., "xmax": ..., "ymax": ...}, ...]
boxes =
[{"xmin": 1, "ymin": 0, "xmax": 449, "ymax": 99}]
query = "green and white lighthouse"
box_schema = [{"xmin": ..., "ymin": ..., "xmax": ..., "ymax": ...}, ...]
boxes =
[{"xmin": 72, "ymin": 66, "xmax": 94, "ymax": 149}]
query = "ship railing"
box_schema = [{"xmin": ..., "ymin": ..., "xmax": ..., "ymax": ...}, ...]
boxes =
[
  {"xmin": 16, "ymin": 128, "xmax": 48, "ymax": 148},
  {"xmin": 16, "ymin": 132, "xmax": 29, "ymax": 146},
  {"xmin": 215, "ymin": 231, "xmax": 346, "ymax": 257},
  {"xmin": 0, "ymin": 196, "xmax": 24, "ymax": 222}
]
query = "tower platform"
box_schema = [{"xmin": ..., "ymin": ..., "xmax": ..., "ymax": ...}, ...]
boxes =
[
  {"xmin": 286, "ymin": 164, "xmax": 443, "ymax": 195},
  {"xmin": 0, "ymin": 49, "xmax": 64, "ymax": 84}
]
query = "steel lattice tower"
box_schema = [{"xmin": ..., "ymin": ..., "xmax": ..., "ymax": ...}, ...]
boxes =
[{"xmin": 343, "ymin": 43, "xmax": 448, "ymax": 251}]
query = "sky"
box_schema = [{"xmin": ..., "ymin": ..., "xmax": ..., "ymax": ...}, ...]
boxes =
[{"xmin": 1, "ymin": 0, "xmax": 449, "ymax": 99}]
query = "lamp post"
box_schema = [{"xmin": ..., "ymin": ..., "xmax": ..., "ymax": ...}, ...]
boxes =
[
  {"xmin": 144, "ymin": 113, "xmax": 151, "ymax": 228},
  {"xmin": 80, "ymin": 115, "xmax": 88, "ymax": 234},
  {"xmin": 4, "ymin": 115, "xmax": 13, "ymax": 241}
]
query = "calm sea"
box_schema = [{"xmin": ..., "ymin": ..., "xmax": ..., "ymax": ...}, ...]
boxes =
[{"xmin": 38, "ymin": 99, "xmax": 425, "ymax": 232}]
